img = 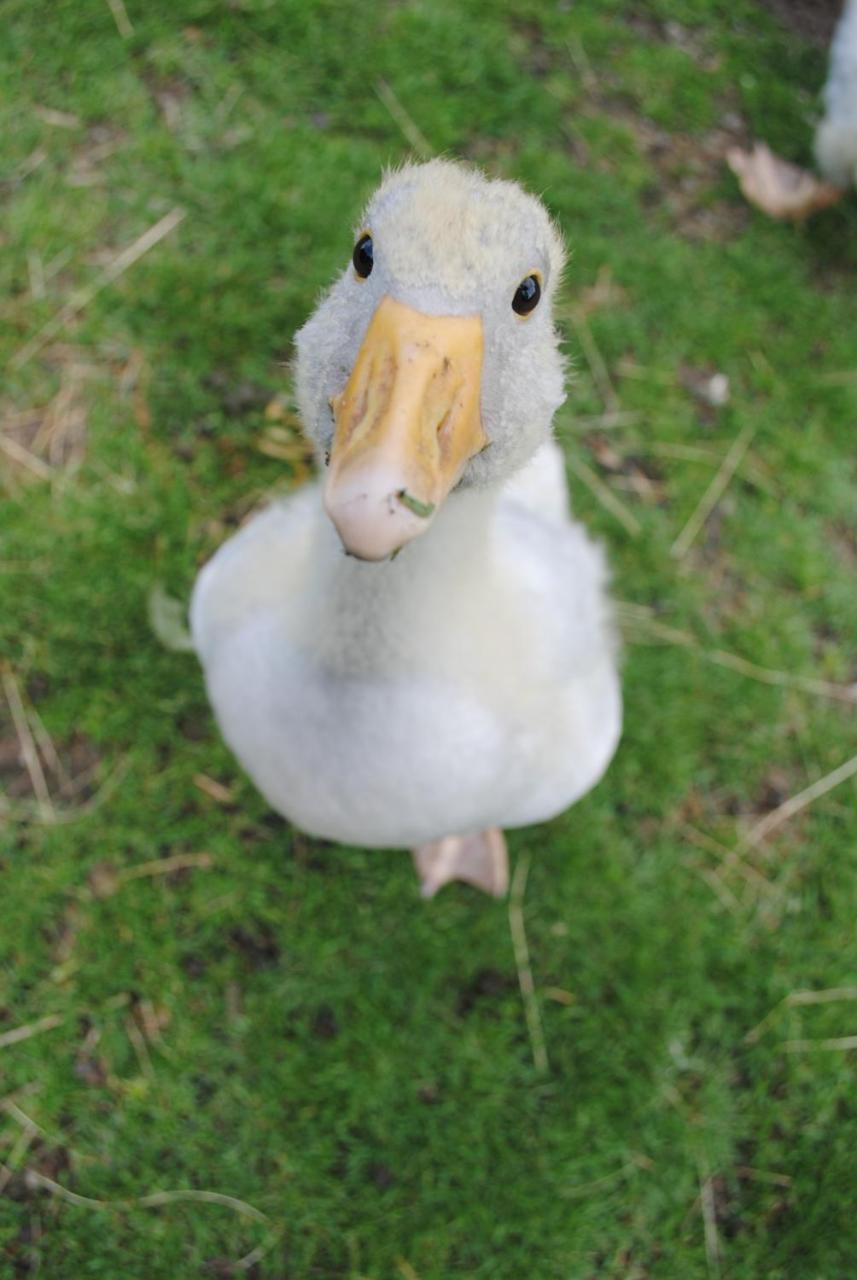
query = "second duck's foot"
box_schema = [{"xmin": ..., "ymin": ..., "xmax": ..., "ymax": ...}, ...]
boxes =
[{"xmin": 413, "ymin": 828, "xmax": 508, "ymax": 899}]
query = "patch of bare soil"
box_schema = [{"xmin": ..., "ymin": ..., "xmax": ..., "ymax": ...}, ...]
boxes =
[
  {"xmin": 585, "ymin": 434, "xmax": 668, "ymax": 506},
  {"xmin": 500, "ymin": 12, "xmax": 752, "ymax": 240},
  {"xmin": 614, "ymin": 105, "xmax": 752, "ymax": 241},
  {"xmin": 829, "ymin": 518, "xmax": 857, "ymax": 569},
  {"xmin": 623, "ymin": 13, "xmax": 721, "ymax": 69},
  {"xmin": 756, "ymin": 0, "xmax": 843, "ymax": 47}
]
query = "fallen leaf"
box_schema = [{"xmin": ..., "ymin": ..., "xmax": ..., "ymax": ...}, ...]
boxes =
[
  {"xmin": 193, "ymin": 773, "xmax": 234, "ymax": 805},
  {"xmin": 148, "ymin": 584, "xmax": 194, "ymax": 653},
  {"xmin": 727, "ymin": 142, "xmax": 844, "ymax": 221}
]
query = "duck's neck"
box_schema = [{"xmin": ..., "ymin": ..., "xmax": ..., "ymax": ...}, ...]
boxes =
[
  {"xmin": 306, "ymin": 484, "xmax": 503, "ymax": 672},
  {"xmin": 334, "ymin": 483, "xmax": 498, "ymax": 580}
]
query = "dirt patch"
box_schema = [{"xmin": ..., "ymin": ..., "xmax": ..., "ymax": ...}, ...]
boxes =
[
  {"xmin": 829, "ymin": 518, "xmax": 857, "ymax": 569},
  {"xmin": 204, "ymin": 370, "xmax": 274, "ymax": 419},
  {"xmin": 228, "ymin": 922, "xmax": 281, "ymax": 970},
  {"xmin": 509, "ymin": 18, "xmax": 559, "ymax": 78},
  {"xmin": 623, "ymin": 13, "xmax": 721, "ymax": 69},
  {"xmin": 486, "ymin": 16, "xmax": 751, "ymax": 241},
  {"xmin": 585, "ymin": 434, "xmax": 668, "ymax": 506},
  {"xmin": 611, "ymin": 103, "xmax": 752, "ymax": 241},
  {"xmin": 756, "ymin": 0, "xmax": 843, "ymax": 47},
  {"xmin": 66, "ymin": 123, "xmax": 127, "ymax": 189},
  {"xmin": 310, "ymin": 1004, "xmax": 339, "ymax": 1040},
  {"xmin": 142, "ymin": 73, "xmax": 194, "ymax": 133},
  {"xmin": 455, "ymin": 967, "xmax": 516, "ymax": 1016}
]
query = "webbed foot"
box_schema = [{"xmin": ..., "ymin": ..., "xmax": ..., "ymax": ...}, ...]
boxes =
[{"xmin": 413, "ymin": 828, "xmax": 508, "ymax": 899}]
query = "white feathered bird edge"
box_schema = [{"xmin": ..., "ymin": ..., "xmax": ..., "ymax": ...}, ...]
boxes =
[{"xmin": 815, "ymin": 0, "xmax": 857, "ymax": 187}]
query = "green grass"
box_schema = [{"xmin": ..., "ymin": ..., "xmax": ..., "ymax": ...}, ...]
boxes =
[{"xmin": 2, "ymin": 1, "xmax": 857, "ymax": 1275}]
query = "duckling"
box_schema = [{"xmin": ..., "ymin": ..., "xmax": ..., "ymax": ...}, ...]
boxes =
[{"xmin": 191, "ymin": 160, "xmax": 621, "ymax": 897}]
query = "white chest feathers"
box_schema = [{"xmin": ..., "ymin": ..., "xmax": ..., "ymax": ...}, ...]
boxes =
[{"xmin": 192, "ymin": 443, "xmax": 622, "ymax": 848}]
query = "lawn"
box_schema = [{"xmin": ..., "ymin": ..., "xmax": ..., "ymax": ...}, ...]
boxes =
[{"xmin": 2, "ymin": 1, "xmax": 857, "ymax": 1276}]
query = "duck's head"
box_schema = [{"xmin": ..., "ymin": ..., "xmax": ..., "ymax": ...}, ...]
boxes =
[{"xmin": 295, "ymin": 159, "xmax": 566, "ymax": 561}]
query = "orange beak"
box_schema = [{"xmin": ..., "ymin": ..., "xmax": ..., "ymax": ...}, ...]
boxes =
[{"xmin": 324, "ymin": 296, "xmax": 487, "ymax": 561}]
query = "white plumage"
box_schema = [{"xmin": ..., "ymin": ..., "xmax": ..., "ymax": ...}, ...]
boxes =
[
  {"xmin": 815, "ymin": 0, "xmax": 857, "ymax": 187},
  {"xmin": 192, "ymin": 161, "xmax": 621, "ymax": 893}
]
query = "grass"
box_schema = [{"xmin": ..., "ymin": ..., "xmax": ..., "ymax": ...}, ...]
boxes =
[{"xmin": 2, "ymin": 0, "xmax": 857, "ymax": 1275}]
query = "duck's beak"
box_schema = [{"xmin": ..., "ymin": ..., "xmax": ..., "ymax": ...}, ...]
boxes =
[{"xmin": 324, "ymin": 295, "xmax": 486, "ymax": 561}]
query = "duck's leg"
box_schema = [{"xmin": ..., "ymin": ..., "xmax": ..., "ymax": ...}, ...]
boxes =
[{"xmin": 413, "ymin": 828, "xmax": 508, "ymax": 899}]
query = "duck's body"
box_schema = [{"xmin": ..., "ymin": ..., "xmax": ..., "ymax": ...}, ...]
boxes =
[
  {"xmin": 192, "ymin": 441, "xmax": 619, "ymax": 850},
  {"xmin": 192, "ymin": 160, "xmax": 621, "ymax": 895}
]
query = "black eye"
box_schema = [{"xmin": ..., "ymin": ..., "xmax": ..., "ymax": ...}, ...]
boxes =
[
  {"xmin": 512, "ymin": 274, "xmax": 541, "ymax": 316},
  {"xmin": 352, "ymin": 233, "xmax": 374, "ymax": 279}
]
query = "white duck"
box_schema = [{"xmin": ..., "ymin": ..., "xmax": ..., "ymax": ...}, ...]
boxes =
[
  {"xmin": 729, "ymin": 0, "xmax": 857, "ymax": 219},
  {"xmin": 815, "ymin": 0, "xmax": 857, "ymax": 188},
  {"xmin": 191, "ymin": 160, "xmax": 621, "ymax": 898}
]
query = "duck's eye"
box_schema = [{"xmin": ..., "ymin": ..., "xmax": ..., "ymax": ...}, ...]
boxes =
[
  {"xmin": 352, "ymin": 233, "xmax": 374, "ymax": 279},
  {"xmin": 512, "ymin": 274, "xmax": 541, "ymax": 316}
]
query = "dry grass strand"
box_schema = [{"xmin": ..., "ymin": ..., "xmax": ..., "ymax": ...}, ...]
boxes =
[
  {"xmin": 24, "ymin": 1169, "xmax": 270, "ymax": 1226},
  {"xmin": 508, "ymin": 852, "xmax": 549, "ymax": 1074},
  {"xmin": 1, "ymin": 668, "xmax": 55, "ymax": 819},
  {"xmin": 746, "ymin": 752, "xmax": 857, "ymax": 847},
  {"xmin": 0, "ymin": 1015, "xmax": 64, "ymax": 1051},
  {"xmin": 567, "ymin": 454, "xmax": 642, "ymax": 536},
  {"xmin": 375, "ymin": 80, "xmax": 433, "ymax": 158},
  {"xmin": 671, "ymin": 421, "xmax": 756, "ymax": 558},
  {"xmin": 616, "ymin": 606, "xmax": 857, "ymax": 706},
  {"xmin": 782, "ymin": 1036, "xmax": 857, "ymax": 1052},
  {"xmin": 745, "ymin": 986, "xmax": 857, "ymax": 1044},
  {"xmin": 105, "ymin": 0, "xmax": 134, "ymax": 38},
  {"xmin": 698, "ymin": 1161, "xmax": 722, "ymax": 1279}
]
